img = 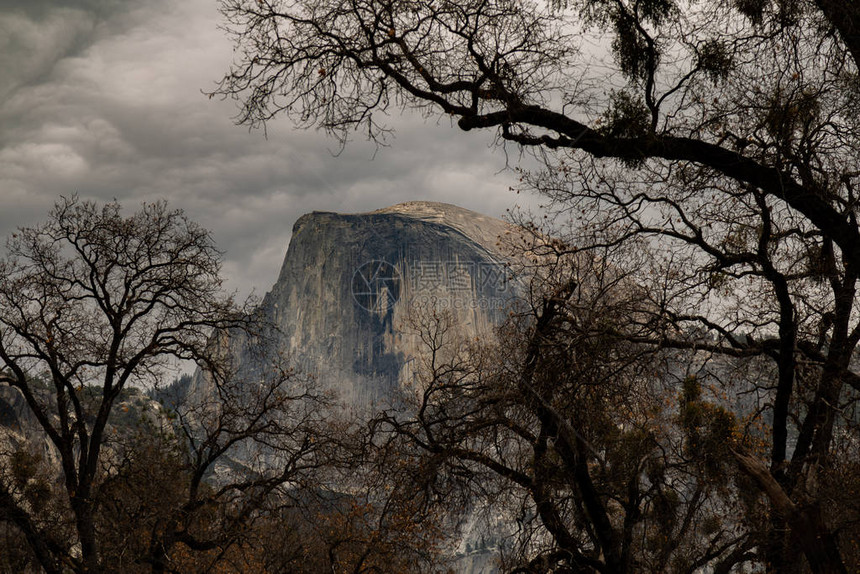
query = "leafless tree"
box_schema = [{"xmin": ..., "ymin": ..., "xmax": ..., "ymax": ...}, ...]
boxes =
[
  {"xmin": 133, "ymin": 355, "xmax": 332, "ymax": 574},
  {"xmin": 371, "ymin": 247, "xmax": 772, "ymax": 573},
  {"xmin": 215, "ymin": 1, "xmax": 860, "ymax": 570},
  {"xmin": 0, "ymin": 197, "xmax": 330, "ymax": 573}
]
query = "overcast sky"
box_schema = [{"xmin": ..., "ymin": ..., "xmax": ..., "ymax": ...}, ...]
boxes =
[{"xmin": 0, "ymin": 0, "xmax": 541, "ymax": 297}]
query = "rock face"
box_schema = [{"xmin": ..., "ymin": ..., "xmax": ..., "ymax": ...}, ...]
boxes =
[
  {"xmin": 253, "ymin": 201, "xmax": 517, "ymax": 406},
  {"xmin": 187, "ymin": 201, "xmax": 516, "ymax": 574},
  {"xmin": 0, "ymin": 387, "xmax": 61, "ymax": 469}
]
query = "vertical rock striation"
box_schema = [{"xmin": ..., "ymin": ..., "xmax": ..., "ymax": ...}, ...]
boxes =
[{"xmin": 252, "ymin": 201, "xmax": 517, "ymax": 406}]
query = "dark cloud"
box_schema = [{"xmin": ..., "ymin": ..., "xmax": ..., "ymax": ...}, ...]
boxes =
[
  {"xmin": 0, "ymin": 0, "xmax": 541, "ymax": 298},
  {"xmin": 0, "ymin": 0, "xmax": 127, "ymax": 18},
  {"xmin": 0, "ymin": 0, "xmax": 158, "ymax": 101}
]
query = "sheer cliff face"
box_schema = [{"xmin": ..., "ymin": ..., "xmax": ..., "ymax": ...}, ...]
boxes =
[{"xmin": 256, "ymin": 202, "xmax": 516, "ymax": 405}]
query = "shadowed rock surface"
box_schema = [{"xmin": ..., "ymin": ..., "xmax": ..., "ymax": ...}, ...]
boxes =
[{"xmin": 225, "ymin": 201, "xmax": 518, "ymax": 407}]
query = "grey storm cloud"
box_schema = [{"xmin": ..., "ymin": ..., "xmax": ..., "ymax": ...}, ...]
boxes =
[
  {"xmin": 0, "ymin": 0, "xmax": 149, "ymax": 98},
  {"xmin": 0, "ymin": 0, "xmax": 540, "ymax": 298}
]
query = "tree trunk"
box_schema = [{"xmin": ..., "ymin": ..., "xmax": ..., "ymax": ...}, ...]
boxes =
[{"xmin": 732, "ymin": 451, "xmax": 847, "ymax": 574}]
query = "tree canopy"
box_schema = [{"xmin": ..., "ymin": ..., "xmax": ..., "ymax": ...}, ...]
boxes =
[
  {"xmin": 216, "ymin": 0, "xmax": 860, "ymax": 264},
  {"xmin": 216, "ymin": 1, "xmax": 860, "ymax": 572},
  {"xmin": 0, "ymin": 198, "xmax": 332, "ymax": 574}
]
